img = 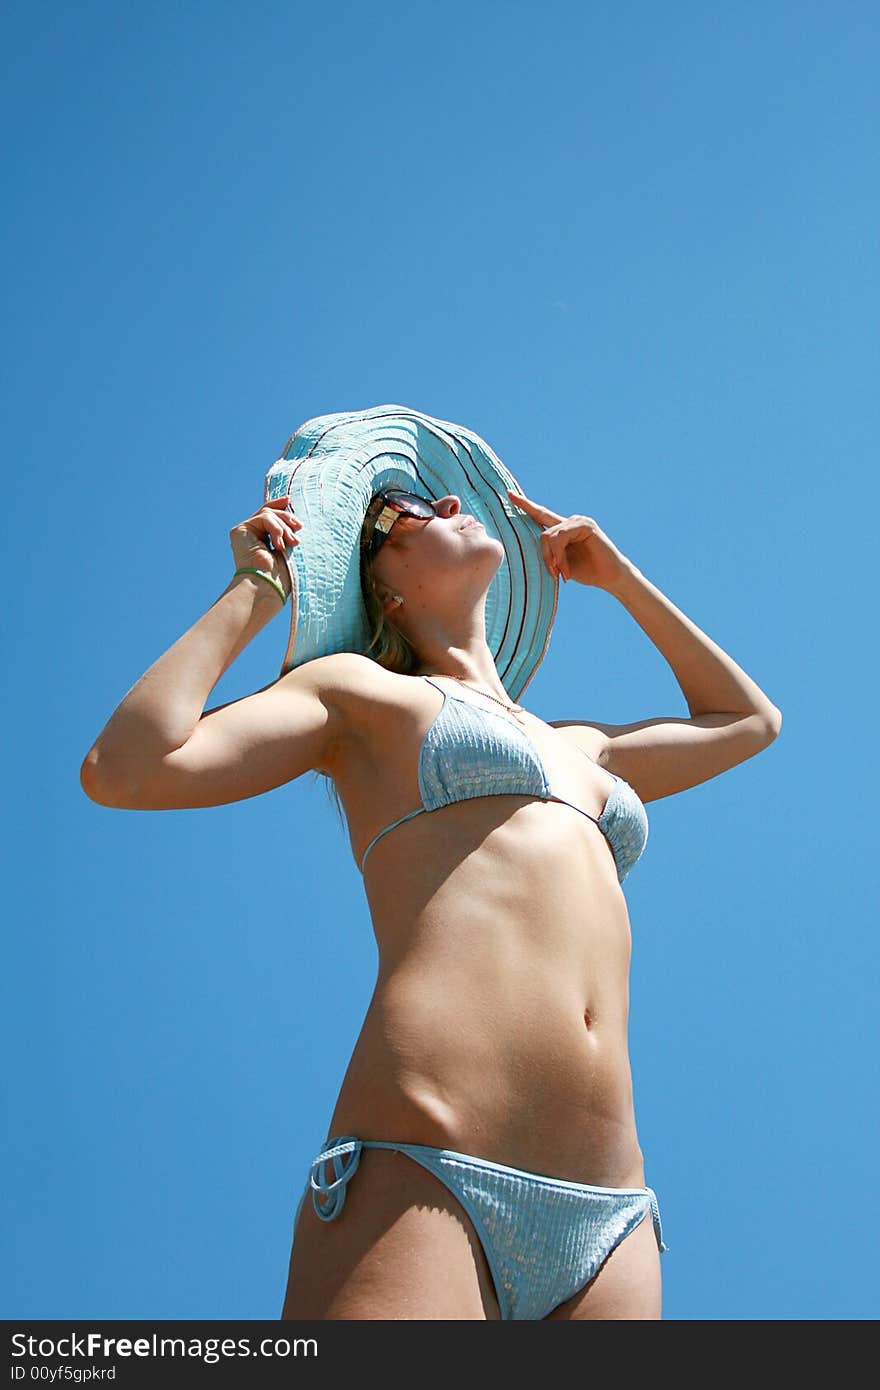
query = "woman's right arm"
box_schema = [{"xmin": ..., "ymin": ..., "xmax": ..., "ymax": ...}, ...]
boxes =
[{"xmin": 79, "ymin": 495, "xmax": 357, "ymax": 810}]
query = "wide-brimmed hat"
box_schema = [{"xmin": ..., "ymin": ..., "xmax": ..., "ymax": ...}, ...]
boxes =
[{"xmin": 264, "ymin": 403, "xmax": 558, "ymax": 703}]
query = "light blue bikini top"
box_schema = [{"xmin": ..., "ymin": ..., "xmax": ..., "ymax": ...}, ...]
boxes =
[{"xmin": 359, "ymin": 676, "xmax": 649, "ymax": 884}]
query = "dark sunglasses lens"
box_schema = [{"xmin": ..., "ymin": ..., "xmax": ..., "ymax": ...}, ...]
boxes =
[
  {"xmin": 364, "ymin": 491, "xmax": 435, "ymax": 557},
  {"xmin": 384, "ymin": 490, "xmax": 436, "ymax": 517}
]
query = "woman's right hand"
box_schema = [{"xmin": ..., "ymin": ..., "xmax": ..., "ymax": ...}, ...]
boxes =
[{"xmin": 229, "ymin": 497, "xmax": 303, "ymax": 592}]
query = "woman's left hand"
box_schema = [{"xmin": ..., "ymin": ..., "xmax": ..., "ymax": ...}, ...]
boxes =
[{"xmin": 507, "ymin": 488, "xmax": 631, "ymax": 591}]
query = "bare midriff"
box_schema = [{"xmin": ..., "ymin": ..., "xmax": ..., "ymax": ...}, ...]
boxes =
[{"xmin": 324, "ymin": 781, "xmax": 647, "ymax": 1193}]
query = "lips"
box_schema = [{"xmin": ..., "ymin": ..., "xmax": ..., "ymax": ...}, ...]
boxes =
[{"xmin": 460, "ymin": 518, "xmax": 482, "ymax": 530}]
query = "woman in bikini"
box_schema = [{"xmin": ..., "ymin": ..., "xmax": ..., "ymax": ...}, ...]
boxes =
[{"xmin": 81, "ymin": 406, "xmax": 781, "ymax": 1320}]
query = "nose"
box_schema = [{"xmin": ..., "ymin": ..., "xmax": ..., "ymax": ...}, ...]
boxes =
[{"xmin": 434, "ymin": 494, "xmax": 461, "ymax": 518}]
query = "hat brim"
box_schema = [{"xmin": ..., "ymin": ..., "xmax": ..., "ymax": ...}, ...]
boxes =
[{"xmin": 264, "ymin": 404, "xmax": 558, "ymax": 704}]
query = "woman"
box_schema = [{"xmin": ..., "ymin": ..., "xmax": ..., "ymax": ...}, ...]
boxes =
[{"xmin": 81, "ymin": 405, "xmax": 781, "ymax": 1320}]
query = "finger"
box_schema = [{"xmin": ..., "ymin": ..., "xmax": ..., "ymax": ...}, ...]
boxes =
[
  {"xmin": 539, "ymin": 531, "xmax": 551, "ymax": 564},
  {"xmin": 263, "ymin": 501, "xmax": 302, "ymax": 524},
  {"xmin": 543, "ymin": 527, "xmax": 572, "ymax": 580},
  {"xmin": 251, "ymin": 516, "xmax": 300, "ymax": 549},
  {"xmin": 507, "ymin": 488, "xmax": 562, "ymax": 528},
  {"xmin": 259, "ymin": 510, "xmax": 300, "ymax": 533},
  {"xmin": 508, "ymin": 487, "xmax": 542, "ymax": 513},
  {"xmin": 539, "ymin": 532, "xmax": 562, "ymax": 579},
  {"xmin": 257, "ymin": 510, "xmax": 302, "ymax": 541},
  {"xmin": 262, "ymin": 498, "xmax": 302, "ymax": 530}
]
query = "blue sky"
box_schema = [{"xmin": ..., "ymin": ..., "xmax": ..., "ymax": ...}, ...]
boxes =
[{"xmin": 3, "ymin": 0, "xmax": 877, "ymax": 1321}]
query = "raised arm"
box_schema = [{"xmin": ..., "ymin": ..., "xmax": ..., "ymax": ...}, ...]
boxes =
[
  {"xmin": 559, "ymin": 558, "xmax": 781, "ymax": 802},
  {"xmin": 508, "ymin": 489, "xmax": 782, "ymax": 803},
  {"xmin": 78, "ymin": 494, "xmax": 348, "ymax": 810}
]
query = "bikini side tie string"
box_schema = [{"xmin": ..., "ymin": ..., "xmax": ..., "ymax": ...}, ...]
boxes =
[{"xmin": 309, "ymin": 1136, "xmax": 364, "ymax": 1221}]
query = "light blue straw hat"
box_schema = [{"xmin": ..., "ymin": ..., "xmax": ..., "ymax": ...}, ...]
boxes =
[{"xmin": 264, "ymin": 403, "xmax": 558, "ymax": 704}]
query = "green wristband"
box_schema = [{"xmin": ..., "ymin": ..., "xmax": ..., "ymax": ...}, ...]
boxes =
[{"xmin": 234, "ymin": 567, "xmax": 289, "ymax": 605}]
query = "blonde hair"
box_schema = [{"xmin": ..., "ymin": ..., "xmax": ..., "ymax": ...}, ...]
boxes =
[{"xmin": 311, "ymin": 535, "xmax": 422, "ymax": 829}]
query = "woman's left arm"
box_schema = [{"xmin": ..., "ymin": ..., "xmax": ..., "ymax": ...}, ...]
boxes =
[
  {"xmin": 606, "ymin": 563, "xmax": 782, "ymax": 727},
  {"xmin": 508, "ymin": 489, "xmax": 781, "ymax": 800}
]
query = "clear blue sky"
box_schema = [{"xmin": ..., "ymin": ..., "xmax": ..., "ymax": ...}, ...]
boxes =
[{"xmin": 3, "ymin": 0, "xmax": 877, "ymax": 1321}]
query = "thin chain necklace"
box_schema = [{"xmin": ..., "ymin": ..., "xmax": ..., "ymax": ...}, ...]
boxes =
[{"xmin": 430, "ymin": 673, "xmax": 528, "ymax": 723}]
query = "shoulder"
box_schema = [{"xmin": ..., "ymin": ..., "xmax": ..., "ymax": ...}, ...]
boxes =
[{"xmin": 286, "ymin": 653, "xmax": 420, "ymax": 733}]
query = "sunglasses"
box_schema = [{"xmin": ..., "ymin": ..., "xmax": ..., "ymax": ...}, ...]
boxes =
[{"xmin": 361, "ymin": 489, "xmax": 438, "ymax": 559}]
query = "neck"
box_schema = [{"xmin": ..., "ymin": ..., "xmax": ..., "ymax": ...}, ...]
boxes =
[
  {"xmin": 413, "ymin": 650, "xmax": 512, "ymax": 704},
  {"xmin": 401, "ymin": 593, "xmax": 510, "ymax": 702}
]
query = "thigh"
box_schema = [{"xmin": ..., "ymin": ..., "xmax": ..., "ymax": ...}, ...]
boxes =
[
  {"xmin": 544, "ymin": 1206, "xmax": 663, "ymax": 1321},
  {"xmin": 281, "ymin": 1147, "xmax": 502, "ymax": 1320}
]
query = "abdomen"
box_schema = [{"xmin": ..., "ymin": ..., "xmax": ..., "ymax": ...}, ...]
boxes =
[{"xmin": 328, "ymin": 800, "xmax": 644, "ymax": 1188}]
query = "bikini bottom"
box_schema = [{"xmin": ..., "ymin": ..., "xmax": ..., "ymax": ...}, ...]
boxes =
[{"xmin": 292, "ymin": 1134, "xmax": 668, "ymax": 1321}]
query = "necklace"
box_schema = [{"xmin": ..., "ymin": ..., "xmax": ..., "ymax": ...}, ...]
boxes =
[{"xmin": 434, "ymin": 674, "xmax": 528, "ymax": 722}]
